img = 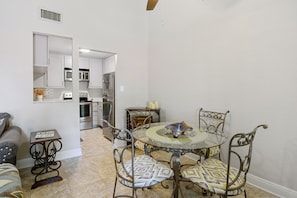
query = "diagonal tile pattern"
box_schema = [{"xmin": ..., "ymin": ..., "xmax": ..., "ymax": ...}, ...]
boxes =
[{"xmin": 19, "ymin": 128, "xmax": 278, "ymax": 197}]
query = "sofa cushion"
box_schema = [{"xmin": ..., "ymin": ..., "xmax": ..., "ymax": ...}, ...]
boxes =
[
  {"xmin": 0, "ymin": 126, "xmax": 22, "ymax": 165},
  {"xmin": 0, "ymin": 113, "xmax": 11, "ymax": 137},
  {"xmin": 0, "ymin": 163, "xmax": 23, "ymax": 198}
]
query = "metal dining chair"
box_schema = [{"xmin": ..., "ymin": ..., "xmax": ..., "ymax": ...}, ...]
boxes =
[
  {"xmin": 132, "ymin": 115, "xmax": 152, "ymax": 152},
  {"xmin": 182, "ymin": 124, "xmax": 268, "ymax": 198},
  {"xmin": 198, "ymin": 108, "xmax": 230, "ymax": 160},
  {"xmin": 103, "ymin": 120, "xmax": 173, "ymax": 198}
]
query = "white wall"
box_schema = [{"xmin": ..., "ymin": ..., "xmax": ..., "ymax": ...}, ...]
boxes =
[
  {"xmin": 148, "ymin": 0, "xmax": 297, "ymax": 196},
  {"xmin": 0, "ymin": 0, "xmax": 149, "ymax": 167},
  {"xmin": 1, "ymin": 0, "xmax": 296, "ymax": 196}
]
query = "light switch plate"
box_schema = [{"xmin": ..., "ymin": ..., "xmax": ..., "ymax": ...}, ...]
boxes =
[{"xmin": 120, "ymin": 85, "xmax": 124, "ymax": 92}]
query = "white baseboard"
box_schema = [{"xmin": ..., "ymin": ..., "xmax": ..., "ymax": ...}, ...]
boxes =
[
  {"xmin": 247, "ymin": 173, "xmax": 297, "ymax": 198},
  {"xmin": 16, "ymin": 148, "xmax": 82, "ymax": 169},
  {"xmin": 184, "ymin": 153, "xmax": 297, "ymax": 198}
]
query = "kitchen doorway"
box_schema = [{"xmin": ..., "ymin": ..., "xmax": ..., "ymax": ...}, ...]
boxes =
[{"xmin": 78, "ymin": 48, "xmax": 117, "ymax": 133}]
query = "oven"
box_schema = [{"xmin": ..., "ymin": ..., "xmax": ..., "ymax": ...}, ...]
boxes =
[{"xmin": 80, "ymin": 97, "xmax": 93, "ymax": 130}]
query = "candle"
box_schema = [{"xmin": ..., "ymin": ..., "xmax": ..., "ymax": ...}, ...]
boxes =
[{"xmin": 154, "ymin": 101, "xmax": 159, "ymax": 109}]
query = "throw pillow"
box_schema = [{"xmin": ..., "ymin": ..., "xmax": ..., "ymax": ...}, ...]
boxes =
[{"xmin": 0, "ymin": 113, "xmax": 11, "ymax": 136}]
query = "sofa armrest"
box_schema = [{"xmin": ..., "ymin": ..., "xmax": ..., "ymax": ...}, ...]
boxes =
[{"xmin": 0, "ymin": 126, "xmax": 21, "ymax": 165}]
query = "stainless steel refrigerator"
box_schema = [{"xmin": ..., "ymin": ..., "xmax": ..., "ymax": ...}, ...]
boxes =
[{"xmin": 102, "ymin": 72, "xmax": 115, "ymax": 141}]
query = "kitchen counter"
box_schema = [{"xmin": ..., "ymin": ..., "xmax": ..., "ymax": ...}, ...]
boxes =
[
  {"xmin": 33, "ymin": 94, "xmax": 102, "ymax": 103},
  {"xmin": 34, "ymin": 99, "xmax": 72, "ymax": 103},
  {"xmin": 91, "ymin": 97, "xmax": 102, "ymax": 102}
]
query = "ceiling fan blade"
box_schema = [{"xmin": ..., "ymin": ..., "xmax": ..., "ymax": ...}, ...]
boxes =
[{"xmin": 147, "ymin": 0, "xmax": 158, "ymax": 10}]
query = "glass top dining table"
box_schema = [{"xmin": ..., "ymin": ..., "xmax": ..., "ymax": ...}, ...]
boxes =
[
  {"xmin": 132, "ymin": 121, "xmax": 228, "ymax": 198},
  {"xmin": 133, "ymin": 122, "xmax": 227, "ymax": 152}
]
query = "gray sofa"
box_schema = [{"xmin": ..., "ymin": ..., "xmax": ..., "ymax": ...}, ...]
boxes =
[
  {"xmin": 0, "ymin": 113, "xmax": 23, "ymax": 198},
  {"xmin": 0, "ymin": 126, "xmax": 22, "ymax": 165}
]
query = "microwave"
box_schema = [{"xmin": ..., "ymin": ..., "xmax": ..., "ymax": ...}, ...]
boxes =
[
  {"xmin": 79, "ymin": 69, "xmax": 89, "ymax": 82},
  {"xmin": 64, "ymin": 68, "xmax": 72, "ymax": 81},
  {"xmin": 64, "ymin": 69, "xmax": 89, "ymax": 82}
]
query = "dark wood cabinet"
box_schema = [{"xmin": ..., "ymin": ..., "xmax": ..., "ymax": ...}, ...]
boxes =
[{"xmin": 126, "ymin": 107, "xmax": 160, "ymax": 130}]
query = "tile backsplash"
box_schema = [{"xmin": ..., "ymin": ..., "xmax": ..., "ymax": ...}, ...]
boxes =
[{"xmin": 34, "ymin": 81, "xmax": 103, "ymax": 101}]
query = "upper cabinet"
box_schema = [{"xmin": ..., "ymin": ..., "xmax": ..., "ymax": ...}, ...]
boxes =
[
  {"xmin": 78, "ymin": 56, "xmax": 102, "ymax": 88},
  {"xmin": 79, "ymin": 57, "xmax": 90, "ymax": 69},
  {"xmin": 33, "ymin": 34, "xmax": 49, "ymax": 67},
  {"xmin": 89, "ymin": 58, "xmax": 103, "ymax": 88},
  {"xmin": 33, "ymin": 34, "xmax": 48, "ymax": 83},
  {"xmin": 64, "ymin": 55, "xmax": 72, "ymax": 68},
  {"xmin": 47, "ymin": 54, "xmax": 65, "ymax": 88}
]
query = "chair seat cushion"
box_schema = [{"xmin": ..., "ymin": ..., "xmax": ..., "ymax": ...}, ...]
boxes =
[
  {"xmin": 119, "ymin": 155, "xmax": 173, "ymax": 188},
  {"xmin": 182, "ymin": 158, "xmax": 245, "ymax": 196},
  {"xmin": 134, "ymin": 140, "xmax": 145, "ymax": 151},
  {"xmin": 201, "ymin": 146, "xmax": 220, "ymax": 157},
  {"xmin": 134, "ymin": 140, "xmax": 155, "ymax": 153}
]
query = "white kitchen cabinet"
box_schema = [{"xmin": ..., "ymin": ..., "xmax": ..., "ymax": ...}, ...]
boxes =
[
  {"xmin": 98, "ymin": 102, "xmax": 103, "ymax": 127},
  {"xmin": 47, "ymin": 54, "xmax": 64, "ymax": 88},
  {"xmin": 64, "ymin": 55, "xmax": 72, "ymax": 68},
  {"xmin": 79, "ymin": 57, "xmax": 90, "ymax": 69},
  {"xmin": 92, "ymin": 101, "xmax": 99, "ymax": 127},
  {"xmin": 33, "ymin": 34, "xmax": 49, "ymax": 67},
  {"xmin": 89, "ymin": 58, "xmax": 103, "ymax": 88}
]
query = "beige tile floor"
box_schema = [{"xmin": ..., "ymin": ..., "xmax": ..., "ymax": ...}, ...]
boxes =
[{"xmin": 19, "ymin": 128, "xmax": 278, "ymax": 197}]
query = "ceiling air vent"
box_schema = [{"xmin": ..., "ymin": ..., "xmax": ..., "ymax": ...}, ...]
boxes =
[{"xmin": 40, "ymin": 9, "xmax": 62, "ymax": 22}]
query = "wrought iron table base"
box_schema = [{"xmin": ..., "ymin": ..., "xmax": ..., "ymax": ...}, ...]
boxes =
[
  {"xmin": 31, "ymin": 175, "xmax": 63, "ymax": 189},
  {"xmin": 30, "ymin": 139, "xmax": 62, "ymax": 189},
  {"xmin": 145, "ymin": 144, "xmax": 190, "ymax": 198}
]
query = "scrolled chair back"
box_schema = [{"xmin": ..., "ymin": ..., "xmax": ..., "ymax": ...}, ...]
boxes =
[
  {"xmin": 182, "ymin": 124, "xmax": 268, "ymax": 198},
  {"xmin": 103, "ymin": 120, "xmax": 174, "ymax": 198},
  {"xmin": 225, "ymin": 124, "xmax": 268, "ymax": 197},
  {"xmin": 198, "ymin": 108, "xmax": 230, "ymax": 134},
  {"xmin": 103, "ymin": 119, "xmax": 136, "ymax": 197},
  {"xmin": 112, "ymin": 129, "xmax": 136, "ymax": 192}
]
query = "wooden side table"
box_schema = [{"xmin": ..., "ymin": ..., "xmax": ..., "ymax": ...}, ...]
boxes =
[
  {"xmin": 126, "ymin": 107, "xmax": 161, "ymax": 130},
  {"xmin": 30, "ymin": 129, "xmax": 63, "ymax": 189}
]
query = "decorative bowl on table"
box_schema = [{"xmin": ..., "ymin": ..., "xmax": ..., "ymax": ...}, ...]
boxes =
[{"xmin": 165, "ymin": 121, "xmax": 193, "ymax": 138}]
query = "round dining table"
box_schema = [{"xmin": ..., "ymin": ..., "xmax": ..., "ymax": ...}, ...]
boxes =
[{"xmin": 132, "ymin": 121, "xmax": 228, "ymax": 198}]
